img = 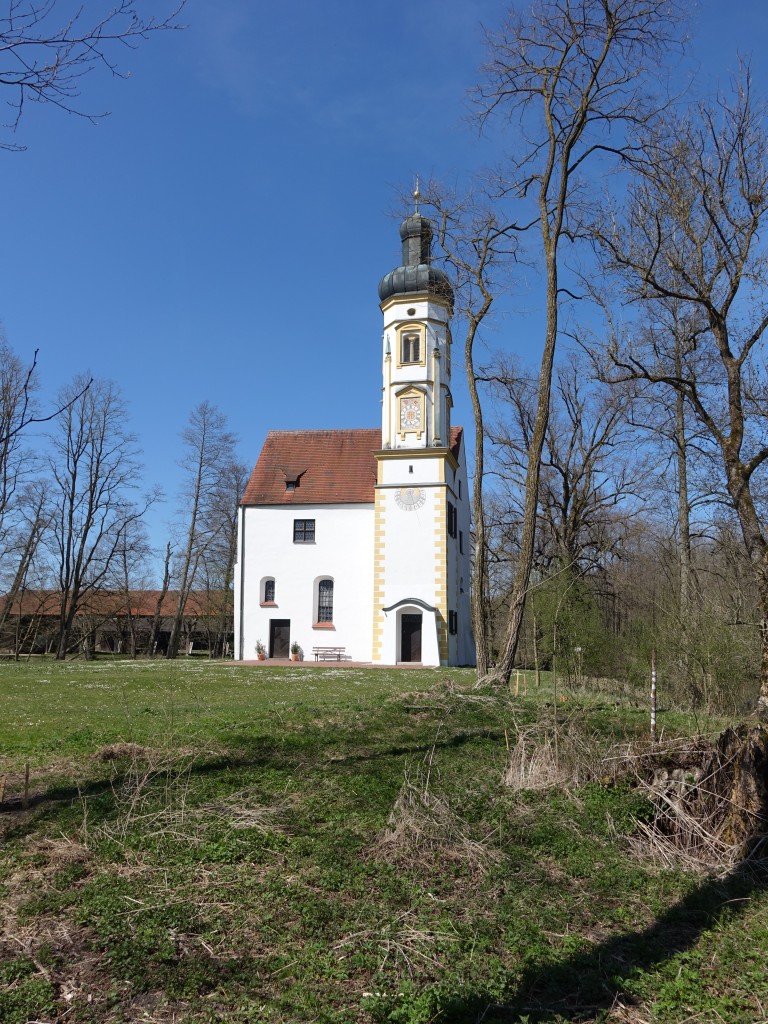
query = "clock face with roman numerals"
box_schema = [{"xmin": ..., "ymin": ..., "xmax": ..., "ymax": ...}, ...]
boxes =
[
  {"xmin": 400, "ymin": 397, "xmax": 421, "ymax": 431},
  {"xmin": 395, "ymin": 486, "xmax": 426, "ymax": 511}
]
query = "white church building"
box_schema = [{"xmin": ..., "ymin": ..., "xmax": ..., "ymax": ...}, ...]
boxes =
[{"xmin": 233, "ymin": 207, "xmax": 474, "ymax": 666}]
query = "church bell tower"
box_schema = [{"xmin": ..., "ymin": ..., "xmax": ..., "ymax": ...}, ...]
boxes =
[
  {"xmin": 378, "ymin": 193, "xmax": 454, "ymax": 450},
  {"xmin": 371, "ymin": 191, "xmax": 462, "ymax": 666}
]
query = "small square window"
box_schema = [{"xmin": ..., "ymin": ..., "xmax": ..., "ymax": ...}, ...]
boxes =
[{"xmin": 293, "ymin": 519, "xmax": 315, "ymax": 543}]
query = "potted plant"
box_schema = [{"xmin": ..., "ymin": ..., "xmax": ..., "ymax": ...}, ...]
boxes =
[
  {"xmin": 290, "ymin": 641, "xmax": 301, "ymax": 661},
  {"xmin": 255, "ymin": 639, "xmax": 266, "ymax": 660}
]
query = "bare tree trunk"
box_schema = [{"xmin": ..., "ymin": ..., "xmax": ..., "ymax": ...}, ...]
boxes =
[
  {"xmin": 147, "ymin": 542, "xmax": 172, "ymax": 656},
  {"xmin": 727, "ymin": 486, "xmax": 768, "ymax": 719},
  {"xmin": 0, "ymin": 504, "xmax": 46, "ymax": 638},
  {"xmin": 488, "ymin": 252, "xmax": 559, "ymax": 684},
  {"xmin": 466, "ymin": 317, "xmax": 493, "ymax": 676},
  {"xmin": 167, "ymin": 402, "xmax": 236, "ymax": 659},
  {"xmin": 674, "ymin": 350, "xmax": 694, "ymax": 622}
]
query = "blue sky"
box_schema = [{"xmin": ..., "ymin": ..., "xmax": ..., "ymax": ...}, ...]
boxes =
[{"xmin": 1, "ymin": 0, "xmax": 766, "ymax": 570}]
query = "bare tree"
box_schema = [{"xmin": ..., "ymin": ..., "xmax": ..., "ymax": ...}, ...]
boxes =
[
  {"xmin": 45, "ymin": 374, "xmax": 154, "ymax": 659},
  {"xmin": 0, "ymin": 341, "xmax": 59, "ymax": 651},
  {"xmin": 0, "ymin": 478, "xmax": 50, "ymax": 654},
  {"xmin": 417, "ymin": 182, "xmax": 516, "ymax": 676},
  {"xmin": 201, "ymin": 457, "xmax": 248, "ymax": 656},
  {"xmin": 166, "ymin": 401, "xmax": 238, "ymax": 659},
  {"xmin": 593, "ymin": 70, "xmax": 768, "ymax": 716},
  {"xmin": 146, "ymin": 540, "xmax": 172, "ymax": 656},
  {"xmin": 0, "ymin": 339, "xmax": 39, "ymax": 530},
  {"xmin": 488, "ymin": 352, "xmax": 641, "ymax": 574},
  {"xmin": 471, "ymin": 0, "xmax": 682, "ymax": 685},
  {"xmin": 0, "ymin": 0, "xmax": 185, "ymax": 149},
  {"xmin": 113, "ymin": 516, "xmax": 153, "ymax": 656}
]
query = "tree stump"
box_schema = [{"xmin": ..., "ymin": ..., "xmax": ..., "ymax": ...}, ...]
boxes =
[
  {"xmin": 709, "ymin": 725, "xmax": 768, "ymax": 855},
  {"xmin": 645, "ymin": 725, "xmax": 768, "ymax": 867}
]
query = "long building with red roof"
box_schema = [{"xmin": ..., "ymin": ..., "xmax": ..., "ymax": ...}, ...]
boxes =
[{"xmin": 233, "ymin": 209, "xmax": 474, "ymax": 666}]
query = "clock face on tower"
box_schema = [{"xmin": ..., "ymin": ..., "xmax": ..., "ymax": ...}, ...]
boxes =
[
  {"xmin": 400, "ymin": 397, "xmax": 421, "ymax": 431},
  {"xmin": 395, "ymin": 486, "xmax": 426, "ymax": 511}
]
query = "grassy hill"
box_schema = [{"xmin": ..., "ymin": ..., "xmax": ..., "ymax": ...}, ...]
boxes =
[{"xmin": 1, "ymin": 660, "xmax": 766, "ymax": 1023}]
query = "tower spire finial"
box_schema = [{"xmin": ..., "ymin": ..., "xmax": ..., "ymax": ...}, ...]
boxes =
[{"xmin": 413, "ymin": 176, "xmax": 420, "ymax": 214}]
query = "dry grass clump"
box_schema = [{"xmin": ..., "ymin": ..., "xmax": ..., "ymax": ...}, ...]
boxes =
[
  {"xmin": 394, "ymin": 677, "xmax": 502, "ymax": 713},
  {"xmin": 503, "ymin": 728, "xmax": 570, "ymax": 791},
  {"xmin": 191, "ymin": 787, "xmax": 288, "ymax": 833},
  {"xmin": 83, "ymin": 746, "xmax": 198, "ymax": 845},
  {"xmin": 87, "ymin": 745, "xmax": 286, "ymax": 849},
  {"xmin": 335, "ymin": 910, "xmax": 459, "ymax": 976},
  {"xmin": 395, "ymin": 677, "xmax": 468, "ymax": 706},
  {"xmin": 93, "ymin": 742, "xmax": 148, "ymax": 762},
  {"xmin": 603, "ymin": 995, "xmax": 653, "ymax": 1023},
  {"xmin": 371, "ymin": 759, "xmax": 498, "ymax": 870},
  {"xmin": 502, "ymin": 721, "xmax": 609, "ymax": 791},
  {"xmin": 37, "ymin": 834, "xmax": 92, "ymax": 867}
]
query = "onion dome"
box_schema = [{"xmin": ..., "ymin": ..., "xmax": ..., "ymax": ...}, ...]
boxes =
[{"xmin": 378, "ymin": 203, "xmax": 454, "ymax": 307}]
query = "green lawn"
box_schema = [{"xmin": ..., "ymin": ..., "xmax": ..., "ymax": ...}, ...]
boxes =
[
  {"xmin": 1, "ymin": 659, "xmax": 766, "ymax": 1023},
  {"xmin": 0, "ymin": 659, "xmax": 472, "ymax": 768}
]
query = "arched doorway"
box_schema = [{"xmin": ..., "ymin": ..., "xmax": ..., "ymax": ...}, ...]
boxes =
[{"xmin": 400, "ymin": 612, "xmax": 422, "ymax": 662}]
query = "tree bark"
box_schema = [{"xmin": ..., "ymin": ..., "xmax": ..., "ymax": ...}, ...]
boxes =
[{"xmin": 147, "ymin": 542, "xmax": 172, "ymax": 656}]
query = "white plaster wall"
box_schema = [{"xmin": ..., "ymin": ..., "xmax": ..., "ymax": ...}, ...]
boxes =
[
  {"xmin": 378, "ymin": 457, "xmax": 444, "ymax": 486},
  {"xmin": 235, "ymin": 503, "xmax": 374, "ymax": 661},
  {"xmin": 378, "ymin": 486, "xmax": 442, "ymax": 609},
  {"xmin": 381, "ymin": 296, "xmax": 450, "ymax": 336}
]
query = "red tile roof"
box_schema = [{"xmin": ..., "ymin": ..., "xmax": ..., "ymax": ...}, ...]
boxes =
[
  {"xmin": 241, "ymin": 429, "xmax": 380, "ymax": 505},
  {"xmin": 240, "ymin": 427, "xmax": 464, "ymax": 506}
]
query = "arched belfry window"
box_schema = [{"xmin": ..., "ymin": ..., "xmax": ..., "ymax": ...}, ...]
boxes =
[
  {"xmin": 398, "ymin": 325, "xmax": 425, "ymax": 368},
  {"xmin": 317, "ymin": 579, "xmax": 334, "ymax": 623},
  {"xmin": 401, "ymin": 331, "xmax": 420, "ymax": 363}
]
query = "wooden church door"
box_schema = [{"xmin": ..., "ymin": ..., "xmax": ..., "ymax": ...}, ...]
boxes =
[
  {"xmin": 400, "ymin": 613, "xmax": 422, "ymax": 663},
  {"xmin": 270, "ymin": 620, "xmax": 290, "ymax": 659}
]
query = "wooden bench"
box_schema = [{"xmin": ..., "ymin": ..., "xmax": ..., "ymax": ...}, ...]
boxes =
[{"xmin": 312, "ymin": 646, "xmax": 346, "ymax": 662}]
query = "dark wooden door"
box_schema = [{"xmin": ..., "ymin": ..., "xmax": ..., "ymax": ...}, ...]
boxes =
[
  {"xmin": 270, "ymin": 619, "xmax": 290, "ymax": 659},
  {"xmin": 401, "ymin": 613, "xmax": 422, "ymax": 663}
]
